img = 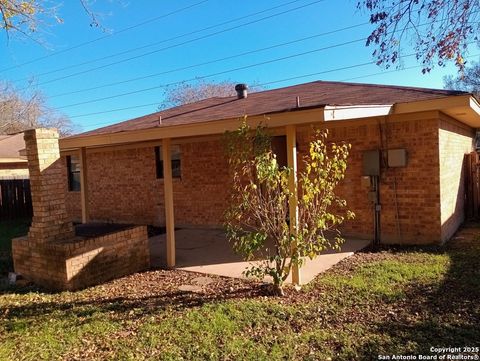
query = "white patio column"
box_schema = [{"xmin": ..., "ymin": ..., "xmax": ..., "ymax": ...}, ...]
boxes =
[
  {"xmin": 286, "ymin": 125, "xmax": 301, "ymax": 285},
  {"xmin": 79, "ymin": 147, "xmax": 89, "ymax": 224},
  {"xmin": 162, "ymin": 138, "xmax": 176, "ymax": 267}
]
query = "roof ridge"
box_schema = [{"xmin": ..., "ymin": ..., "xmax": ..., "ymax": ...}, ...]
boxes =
[
  {"xmin": 312, "ymin": 80, "xmax": 468, "ymax": 96},
  {"xmin": 231, "ymin": 80, "xmax": 469, "ymax": 100}
]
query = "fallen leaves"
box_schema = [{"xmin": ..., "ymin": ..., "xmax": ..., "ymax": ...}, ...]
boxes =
[{"xmin": 0, "ymin": 224, "xmax": 480, "ymax": 360}]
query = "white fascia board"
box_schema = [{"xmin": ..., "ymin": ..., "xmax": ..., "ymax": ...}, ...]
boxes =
[
  {"xmin": 470, "ymin": 96, "xmax": 480, "ymax": 117},
  {"xmin": 324, "ymin": 104, "xmax": 393, "ymax": 121},
  {"xmin": 0, "ymin": 157, "xmax": 28, "ymax": 163}
]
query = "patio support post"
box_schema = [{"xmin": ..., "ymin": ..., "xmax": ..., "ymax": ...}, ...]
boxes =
[
  {"xmin": 286, "ymin": 125, "xmax": 301, "ymax": 285},
  {"xmin": 162, "ymin": 138, "xmax": 176, "ymax": 268},
  {"xmin": 79, "ymin": 147, "xmax": 89, "ymax": 223}
]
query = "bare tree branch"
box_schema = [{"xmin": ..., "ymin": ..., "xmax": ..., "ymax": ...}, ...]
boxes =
[
  {"xmin": 0, "ymin": 0, "xmax": 105, "ymax": 40},
  {"xmin": 358, "ymin": 0, "xmax": 480, "ymax": 72},
  {"xmin": 158, "ymin": 79, "xmax": 265, "ymax": 110},
  {"xmin": 444, "ymin": 61, "xmax": 480, "ymax": 96},
  {"xmin": 0, "ymin": 81, "xmax": 77, "ymax": 136}
]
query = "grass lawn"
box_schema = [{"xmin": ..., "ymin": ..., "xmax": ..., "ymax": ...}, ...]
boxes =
[
  {"xmin": 0, "ymin": 218, "xmax": 30, "ymax": 275},
  {"xmin": 1, "ymin": 224, "xmax": 479, "ymax": 360}
]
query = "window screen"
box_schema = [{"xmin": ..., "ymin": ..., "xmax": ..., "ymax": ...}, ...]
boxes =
[
  {"xmin": 155, "ymin": 145, "xmax": 181, "ymax": 179},
  {"xmin": 67, "ymin": 155, "xmax": 81, "ymax": 191}
]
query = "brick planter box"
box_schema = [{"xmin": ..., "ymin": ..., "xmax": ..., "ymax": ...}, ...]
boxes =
[{"xmin": 12, "ymin": 225, "xmax": 150, "ymax": 291}]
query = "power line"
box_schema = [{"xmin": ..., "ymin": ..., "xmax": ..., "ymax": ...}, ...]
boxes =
[
  {"xmin": 52, "ymin": 18, "xmax": 448, "ymax": 109},
  {"xmin": 71, "ymin": 102, "xmax": 163, "ymax": 120},
  {"xmin": 0, "ymin": 0, "xmax": 210, "ymax": 74},
  {"xmin": 341, "ymin": 53, "xmax": 480, "ymax": 81},
  {"xmin": 341, "ymin": 65, "xmax": 423, "ymax": 81},
  {"xmin": 9, "ymin": 0, "xmax": 411, "ymax": 83},
  {"xmin": 52, "ymin": 19, "xmax": 479, "ymax": 109},
  {"xmin": 49, "ymin": 23, "xmax": 368, "ymax": 99},
  {"xmin": 69, "ymin": 60, "xmax": 377, "ymax": 119},
  {"xmin": 56, "ymin": 37, "xmax": 366, "ymax": 110},
  {"xmin": 12, "ymin": 0, "xmax": 316, "ymax": 83},
  {"xmin": 18, "ymin": 0, "xmax": 328, "ymax": 89},
  {"xmin": 28, "ymin": 11, "xmax": 464, "ymax": 95},
  {"xmin": 71, "ymin": 51, "xmax": 480, "ymax": 124}
]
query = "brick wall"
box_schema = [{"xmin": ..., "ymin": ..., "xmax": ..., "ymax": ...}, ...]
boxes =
[
  {"xmin": 66, "ymin": 147, "xmax": 160, "ymax": 225},
  {"xmin": 65, "ymin": 139, "xmax": 230, "ymax": 227},
  {"xmin": 297, "ymin": 113, "xmax": 442, "ymax": 244},
  {"xmin": 63, "ymin": 111, "xmax": 473, "ymax": 245},
  {"xmin": 24, "ymin": 128, "xmax": 74, "ymax": 243},
  {"xmin": 173, "ymin": 140, "xmax": 230, "ymax": 226},
  {"xmin": 438, "ymin": 114, "xmax": 475, "ymax": 242},
  {"xmin": 12, "ymin": 226, "xmax": 149, "ymax": 291},
  {"xmin": 13, "ymin": 129, "xmax": 151, "ymax": 291}
]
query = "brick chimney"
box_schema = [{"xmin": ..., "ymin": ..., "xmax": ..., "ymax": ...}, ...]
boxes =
[{"xmin": 24, "ymin": 128, "xmax": 74, "ymax": 243}]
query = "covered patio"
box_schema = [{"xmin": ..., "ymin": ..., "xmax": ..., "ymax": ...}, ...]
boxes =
[
  {"xmin": 149, "ymin": 228, "xmax": 370, "ymax": 285},
  {"xmin": 67, "ymin": 122, "xmax": 371, "ymax": 286},
  {"xmin": 68, "ymin": 122, "xmax": 312, "ymax": 284}
]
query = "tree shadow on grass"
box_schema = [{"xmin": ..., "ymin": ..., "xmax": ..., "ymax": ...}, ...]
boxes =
[
  {"xmin": 0, "ymin": 278, "xmax": 269, "ymax": 330},
  {"xmin": 351, "ymin": 231, "xmax": 480, "ymax": 360}
]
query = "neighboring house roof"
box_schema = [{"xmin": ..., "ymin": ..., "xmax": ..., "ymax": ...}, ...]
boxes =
[
  {"xmin": 77, "ymin": 80, "xmax": 469, "ymax": 138},
  {"xmin": 0, "ymin": 133, "xmax": 27, "ymax": 163}
]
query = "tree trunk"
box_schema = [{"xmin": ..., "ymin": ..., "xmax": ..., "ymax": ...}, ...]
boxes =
[{"xmin": 272, "ymin": 283, "xmax": 284, "ymax": 296}]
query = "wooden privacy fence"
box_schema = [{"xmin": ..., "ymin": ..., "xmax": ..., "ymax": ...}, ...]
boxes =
[
  {"xmin": 465, "ymin": 152, "xmax": 480, "ymax": 219},
  {"xmin": 0, "ymin": 179, "xmax": 32, "ymax": 220}
]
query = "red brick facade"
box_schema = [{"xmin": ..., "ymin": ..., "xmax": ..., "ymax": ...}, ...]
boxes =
[
  {"xmin": 24, "ymin": 129, "xmax": 74, "ymax": 243},
  {"xmin": 12, "ymin": 129, "xmax": 150, "ymax": 290},
  {"xmin": 13, "ymin": 226, "xmax": 149, "ymax": 291},
  {"xmin": 297, "ymin": 112, "xmax": 445, "ymax": 244},
  {"xmin": 439, "ymin": 115, "xmax": 475, "ymax": 241},
  {"xmin": 65, "ymin": 139, "xmax": 230, "ymax": 227},
  {"xmin": 64, "ymin": 111, "xmax": 474, "ymax": 245}
]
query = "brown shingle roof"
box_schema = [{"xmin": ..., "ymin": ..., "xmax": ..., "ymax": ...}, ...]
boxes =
[
  {"xmin": 0, "ymin": 133, "xmax": 26, "ymax": 159},
  {"xmin": 75, "ymin": 80, "xmax": 469, "ymax": 138}
]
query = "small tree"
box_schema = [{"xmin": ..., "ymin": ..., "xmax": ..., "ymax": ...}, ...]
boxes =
[{"xmin": 224, "ymin": 122, "xmax": 354, "ymax": 295}]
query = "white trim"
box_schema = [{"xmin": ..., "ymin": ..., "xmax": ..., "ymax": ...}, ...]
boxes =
[
  {"xmin": 0, "ymin": 158, "xmax": 27, "ymax": 163},
  {"xmin": 324, "ymin": 104, "xmax": 393, "ymax": 121}
]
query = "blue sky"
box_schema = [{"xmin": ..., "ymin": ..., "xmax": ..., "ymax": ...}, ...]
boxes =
[{"xmin": 1, "ymin": 0, "xmax": 478, "ymax": 133}]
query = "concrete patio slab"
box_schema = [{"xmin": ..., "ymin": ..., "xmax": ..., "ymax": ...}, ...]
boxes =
[{"xmin": 149, "ymin": 229, "xmax": 370, "ymax": 285}]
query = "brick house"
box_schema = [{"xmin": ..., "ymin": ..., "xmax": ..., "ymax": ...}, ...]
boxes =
[
  {"xmin": 58, "ymin": 80, "xmax": 480, "ymax": 269},
  {"xmin": 0, "ymin": 133, "xmax": 29, "ymax": 179}
]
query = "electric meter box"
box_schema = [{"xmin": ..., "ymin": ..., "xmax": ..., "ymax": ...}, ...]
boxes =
[
  {"xmin": 388, "ymin": 149, "xmax": 407, "ymax": 167},
  {"xmin": 362, "ymin": 150, "xmax": 380, "ymax": 176}
]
